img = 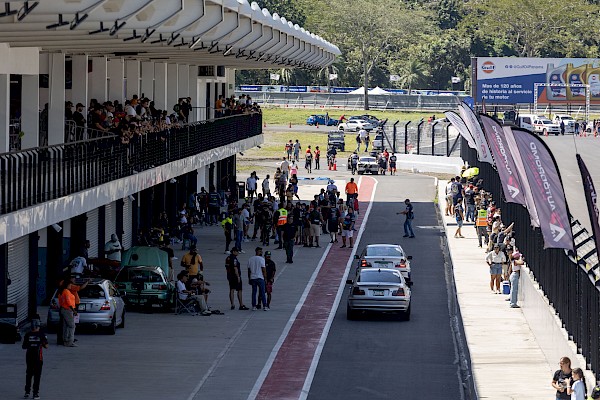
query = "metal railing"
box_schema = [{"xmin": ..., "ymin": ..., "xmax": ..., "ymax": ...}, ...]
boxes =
[
  {"xmin": 461, "ymin": 140, "xmax": 600, "ymax": 379},
  {"xmin": 0, "ymin": 113, "xmax": 262, "ymax": 215}
]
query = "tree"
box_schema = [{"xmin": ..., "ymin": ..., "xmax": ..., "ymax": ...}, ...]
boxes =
[
  {"xmin": 399, "ymin": 60, "xmax": 427, "ymax": 94},
  {"xmin": 463, "ymin": 0, "xmax": 594, "ymax": 57},
  {"xmin": 319, "ymin": 0, "xmax": 431, "ymax": 109},
  {"xmin": 255, "ymin": 0, "xmax": 307, "ymax": 26},
  {"xmin": 436, "ymin": 0, "xmax": 461, "ymax": 29}
]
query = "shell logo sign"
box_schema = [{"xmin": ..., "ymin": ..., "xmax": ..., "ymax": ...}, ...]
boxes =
[{"xmin": 481, "ymin": 61, "xmax": 495, "ymax": 74}]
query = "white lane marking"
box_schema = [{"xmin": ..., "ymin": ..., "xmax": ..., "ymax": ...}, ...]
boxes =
[
  {"xmin": 246, "ymin": 240, "xmax": 333, "ymax": 400},
  {"xmin": 299, "ymin": 176, "xmax": 378, "ymax": 400}
]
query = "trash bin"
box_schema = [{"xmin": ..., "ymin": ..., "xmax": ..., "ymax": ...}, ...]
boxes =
[
  {"xmin": 237, "ymin": 182, "xmax": 245, "ymax": 201},
  {"xmin": 0, "ymin": 304, "xmax": 19, "ymax": 344}
]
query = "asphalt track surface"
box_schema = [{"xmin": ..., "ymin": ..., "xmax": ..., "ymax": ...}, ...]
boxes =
[{"xmin": 307, "ymin": 172, "xmax": 462, "ymax": 399}]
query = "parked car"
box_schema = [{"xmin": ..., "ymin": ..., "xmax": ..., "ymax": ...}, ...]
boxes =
[
  {"xmin": 47, "ymin": 279, "xmax": 126, "ymax": 334},
  {"xmin": 115, "ymin": 266, "xmax": 174, "ymax": 310},
  {"xmin": 533, "ymin": 118, "xmax": 560, "ymax": 135},
  {"xmin": 349, "ymin": 115, "xmax": 381, "ymax": 126},
  {"xmin": 327, "ymin": 131, "xmax": 345, "ymax": 152},
  {"xmin": 355, "ymin": 244, "xmax": 413, "ymax": 283},
  {"xmin": 356, "ymin": 156, "xmax": 379, "ymax": 174},
  {"xmin": 346, "ymin": 268, "xmax": 411, "ymax": 320},
  {"xmin": 372, "ymin": 131, "xmax": 384, "ymax": 150},
  {"xmin": 553, "ymin": 114, "xmax": 576, "ymax": 133},
  {"xmin": 338, "ymin": 119, "xmax": 375, "ymax": 132},
  {"xmin": 306, "ymin": 114, "xmax": 338, "ymax": 126}
]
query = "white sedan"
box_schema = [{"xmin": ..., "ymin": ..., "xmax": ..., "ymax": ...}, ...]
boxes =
[
  {"xmin": 357, "ymin": 156, "xmax": 379, "ymax": 175},
  {"xmin": 346, "ymin": 268, "xmax": 411, "ymax": 320},
  {"xmin": 355, "ymin": 244, "xmax": 413, "ymax": 283},
  {"xmin": 338, "ymin": 119, "xmax": 375, "ymax": 132}
]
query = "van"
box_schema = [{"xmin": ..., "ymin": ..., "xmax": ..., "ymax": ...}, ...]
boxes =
[{"xmin": 515, "ymin": 114, "xmax": 537, "ymax": 131}]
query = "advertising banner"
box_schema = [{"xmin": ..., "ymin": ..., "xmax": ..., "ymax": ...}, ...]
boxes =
[
  {"xmin": 444, "ymin": 111, "xmax": 476, "ymax": 149},
  {"xmin": 480, "ymin": 115, "xmax": 527, "ymax": 206},
  {"xmin": 458, "ymin": 103, "xmax": 495, "ymax": 165},
  {"xmin": 239, "ymin": 85, "xmax": 263, "ymax": 92},
  {"xmin": 511, "ymin": 128, "xmax": 573, "ymax": 251},
  {"xmin": 576, "ymin": 154, "xmax": 600, "ymax": 260},
  {"xmin": 474, "ymin": 57, "xmax": 600, "ymax": 104}
]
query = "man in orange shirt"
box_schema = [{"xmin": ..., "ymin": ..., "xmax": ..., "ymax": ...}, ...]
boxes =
[
  {"xmin": 345, "ymin": 178, "xmax": 359, "ymax": 207},
  {"xmin": 58, "ymin": 280, "xmax": 78, "ymax": 347},
  {"xmin": 56, "ymin": 275, "xmax": 89, "ymax": 345}
]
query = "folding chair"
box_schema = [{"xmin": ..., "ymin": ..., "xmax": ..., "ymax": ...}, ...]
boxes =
[{"xmin": 175, "ymin": 291, "xmax": 198, "ymax": 315}]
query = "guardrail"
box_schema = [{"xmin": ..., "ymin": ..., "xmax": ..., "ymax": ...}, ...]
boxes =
[
  {"xmin": 0, "ymin": 113, "xmax": 262, "ymax": 215},
  {"xmin": 383, "ymin": 121, "xmax": 460, "ymax": 157},
  {"xmin": 461, "ymin": 140, "xmax": 600, "ymax": 380}
]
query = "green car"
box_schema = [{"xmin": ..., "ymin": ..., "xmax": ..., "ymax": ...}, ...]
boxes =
[{"xmin": 115, "ymin": 247, "xmax": 174, "ymax": 310}]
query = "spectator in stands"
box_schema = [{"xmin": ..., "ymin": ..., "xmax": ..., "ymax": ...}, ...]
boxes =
[{"xmin": 72, "ymin": 103, "xmax": 86, "ymax": 141}]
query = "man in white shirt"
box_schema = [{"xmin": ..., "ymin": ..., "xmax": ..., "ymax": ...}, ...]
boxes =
[
  {"xmin": 104, "ymin": 234, "xmax": 122, "ymax": 262},
  {"xmin": 262, "ymin": 174, "xmax": 271, "ymax": 197},
  {"xmin": 176, "ymin": 272, "xmax": 211, "ymax": 315},
  {"xmin": 280, "ymin": 157, "xmax": 290, "ymax": 181},
  {"xmin": 246, "ymin": 173, "xmax": 258, "ymax": 201},
  {"xmin": 247, "ymin": 247, "xmax": 268, "ymax": 310},
  {"xmin": 69, "ymin": 256, "xmax": 88, "ymax": 276}
]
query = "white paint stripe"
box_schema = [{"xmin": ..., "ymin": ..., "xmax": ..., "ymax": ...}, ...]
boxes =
[
  {"xmin": 246, "ymin": 241, "xmax": 334, "ymax": 400},
  {"xmin": 299, "ymin": 176, "xmax": 378, "ymax": 400}
]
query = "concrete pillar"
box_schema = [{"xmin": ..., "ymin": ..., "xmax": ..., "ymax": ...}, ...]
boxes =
[
  {"xmin": 167, "ymin": 63, "xmax": 179, "ymax": 111},
  {"xmin": 125, "ymin": 60, "xmax": 140, "ymax": 99},
  {"xmin": 89, "ymin": 56, "xmax": 107, "ymax": 103},
  {"xmin": 177, "ymin": 64, "xmax": 189, "ymax": 98},
  {"xmin": 47, "ymin": 53, "xmax": 65, "ymax": 146},
  {"xmin": 197, "ymin": 166, "xmax": 207, "ymax": 191},
  {"xmin": 107, "ymin": 58, "xmax": 124, "ymax": 104},
  {"xmin": 20, "ymin": 75, "xmax": 39, "ymax": 149},
  {"xmin": 226, "ymin": 68, "xmax": 236, "ymax": 98},
  {"xmin": 198, "ymin": 78, "xmax": 207, "ymax": 120},
  {"xmin": 154, "ymin": 62, "xmax": 167, "ymax": 110},
  {"xmin": 141, "ymin": 61, "xmax": 154, "ymax": 101},
  {"xmin": 0, "ymin": 74, "xmax": 9, "ymax": 152},
  {"xmin": 188, "ymin": 66, "xmax": 198, "ymax": 122},
  {"xmin": 71, "ymin": 55, "xmax": 88, "ymax": 112}
]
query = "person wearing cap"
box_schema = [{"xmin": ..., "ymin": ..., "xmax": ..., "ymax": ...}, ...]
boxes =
[
  {"xmin": 104, "ymin": 234, "xmax": 122, "ymax": 262},
  {"xmin": 247, "ymin": 247, "xmax": 268, "ymax": 311},
  {"xmin": 485, "ymin": 244, "xmax": 506, "ymax": 294},
  {"xmin": 22, "ymin": 318, "xmax": 48, "ymax": 399},
  {"xmin": 181, "ymin": 246, "xmax": 203, "ymax": 281},
  {"xmin": 225, "ymin": 248, "xmax": 248, "ymax": 310},
  {"xmin": 508, "ymin": 251, "xmax": 524, "ymax": 308}
]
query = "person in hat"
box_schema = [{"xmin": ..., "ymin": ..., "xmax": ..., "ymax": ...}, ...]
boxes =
[
  {"xmin": 225, "ymin": 248, "xmax": 248, "ymax": 310},
  {"xmin": 22, "ymin": 319, "xmax": 48, "ymax": 399},
  {"xmin": 181, "ymin": 246, "xmax": 203, "ymax": 281}
]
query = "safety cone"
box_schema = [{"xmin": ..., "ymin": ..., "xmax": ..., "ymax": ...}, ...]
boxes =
[
  {"xmin": 544, "ymin": 130, "xmax": 548, "ymax": 137},
  {"xmin": 333, "ymin": 159, "xmax": 337, "ymax": 171},
  {"xmin": 289, "ymin": 122, "xmax": 292, "ymax": 128}
]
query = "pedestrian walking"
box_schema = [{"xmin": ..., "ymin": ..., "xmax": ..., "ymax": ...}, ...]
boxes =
[
  {"xmin": 328, "ymin": 202, "xmax": 341, "ymax": 243},
  {"xmin": 340, "ymin": 213, "xmax": 354, "ymax": 248},
  {"xmin": 282, "ymin": 216, "xmax": 296, "ymax": 263},
  {"xmin": 552, "ymin": 357, "xmax": 573, "ymax": 400},
  {"xmin": 508, "ymin": 251, "xmax": 523, "ymax": 307},
  {"xmin": 225, "ymin": 248, "xmax": 249, "ymax": 310},
  {"xmin": 293, "ymin": 139, "xmax": 301, "ymax": 162},
  {"xmin": 389, "ymin": 154, "xmax": 397, "ymax": 175},
  {"xmin": 345, "ymin": 178, "xmax": 358, "ymax": 207},
  {"xmin": 308, "ymin": 206, "xmax": 323, "ymax": 247},
  {"xmin": 262, "ymin": 174, "xmax": 271, "ymax": 197},
  {"xmin": 246, "ymin": 172, "xmax": 258, "ymax": 201},
  {"xmin": 397, "ymin": 199, "xmax": 415, "ymax": 238},
  {"xmin": 355, "ymin": 132, "xmax": 362, "ymax": 152},
  {"xmin": 454, "ymin": 202, "xmax": 464, "ymax": 238},
  {"xmin": 364, "ymin": 132, "xmax": 370, "ymax": 152},
  {"xmin": 314, "ymin": 146, "xmax": 321, "ymax": 170},
  {"xmin": 305, "ymin": 146, "xmax": 313, "ymax": 173},
  {"xmin": 485, "ymin": 244, "xmax": 506, "ymax": 294},
  {"xmin": 247, "ymin": 247, "xmax": 268, "ymax": 311},
  {"xmin": 475, "ymin": 205, "xmax": 489, "ymax": 247},
  {"xmin": 264, "ymin": 251, "xmax": 276, "ymax": 308},
  {"xmin": 221, "ymin": 213, "xmax": 233, "ymax": 253},
  {"xmin": 233, "ymin": 208, "xmax": 244, "ymax": 253},
  {"xmin": 22, "ymin": 319, "xmax": 48, "ymax": 399}
]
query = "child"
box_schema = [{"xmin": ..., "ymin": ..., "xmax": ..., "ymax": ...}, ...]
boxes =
[{"xmin": 566, "ymin": 367, "xmax": 586, "ymax": 400}]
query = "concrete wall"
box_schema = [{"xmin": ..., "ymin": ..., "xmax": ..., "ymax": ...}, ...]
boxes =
[{"xmin": 396, "ymin": 153, "xmax": 464, "ymax": 175}]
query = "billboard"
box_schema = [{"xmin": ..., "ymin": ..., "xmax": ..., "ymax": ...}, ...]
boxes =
[{"xmin": 473, "ymin": 57, "xmax": 600, "ymax": 104}]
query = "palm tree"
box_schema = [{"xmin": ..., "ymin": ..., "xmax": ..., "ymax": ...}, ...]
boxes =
[{"xmin": 400, "ymin": 59, "xmax": 427, "ymax": 95}]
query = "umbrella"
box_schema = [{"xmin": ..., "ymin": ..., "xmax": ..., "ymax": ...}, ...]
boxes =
[{"xmin": 462, "ymin": 167, "xmax": 479, "ymax": 178}]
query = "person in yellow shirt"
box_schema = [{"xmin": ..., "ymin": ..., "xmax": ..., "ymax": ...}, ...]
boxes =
[{"xmin": 181, "ymin": 246, "xmax": 203, "ymax": 280}]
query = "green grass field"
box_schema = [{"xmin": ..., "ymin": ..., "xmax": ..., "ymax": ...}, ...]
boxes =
[{"xmin": 261, "ymin": 107, "xmax": 439, "ymax": 125}]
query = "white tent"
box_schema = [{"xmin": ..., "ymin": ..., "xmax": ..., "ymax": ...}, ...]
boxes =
[{"xmin": 347, "ymin": 86, "xmax": 391, "ymax": 95}]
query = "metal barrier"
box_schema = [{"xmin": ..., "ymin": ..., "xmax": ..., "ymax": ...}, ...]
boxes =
[
  {"xmin": 0, "ymin": 113, "xmax": 262, "ymax": 215},
  {"xmin": 243, "ymin": 92, "xmax": 465, "ymax": 111},
  {"xmin": 388, "ymin": 120, "xmax": 460, "ymax": 156},
  {"xmin": 461, "ymin": 139, "xmax": 600, "ymax": 379}
]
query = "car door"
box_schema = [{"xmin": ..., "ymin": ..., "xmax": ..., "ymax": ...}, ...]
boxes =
[{"xmin": 109, "ymin": 283, "xmax": 124, "ymax": 324}]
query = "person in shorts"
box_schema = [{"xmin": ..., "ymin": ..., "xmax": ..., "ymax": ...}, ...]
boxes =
[
  {"xmin": 485, "ymin": 244, "xmax": 506, "ymax": 294},
  {"xmin": 225, "ymin": 248, "xmax": 248, "ymax": 310},
  {"xmin": 340, "ymin": 213, "xmax": 354, "ymax": 248}
]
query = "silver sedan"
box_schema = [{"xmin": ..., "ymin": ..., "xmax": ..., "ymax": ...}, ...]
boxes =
[{"xmin": 346, "ymin": 268, "xmax": 411, "ymax": 320}]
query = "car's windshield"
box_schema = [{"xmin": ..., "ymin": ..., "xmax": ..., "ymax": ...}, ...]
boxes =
[
  {"xmin": 360, "ymin": 157, "xmax": 376, "ymax": 163},
  {"xmin": 366, "ymin": 246, "xmax": 404, "ymax": 257},
  {"xmin": 117, "ymin": 268, "xmax": 164, "ymax": 283},
  {"xmin": 359, "ymin": 270, "xmax": 401, "ymax": 283},
  {"xmin": 78, "ymin": 285, "xmax": 106, "ymax": 299},
  {"xmin": 541, "ymin": 120, "xmax": 553, "ymax": 125}
]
